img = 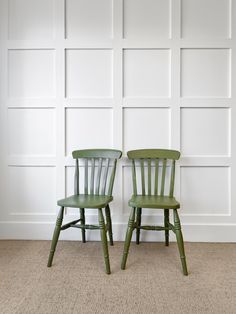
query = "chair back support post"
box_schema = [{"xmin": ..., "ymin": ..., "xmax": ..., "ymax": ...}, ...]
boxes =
[
  {"xmin": 101, "ymin": 158, "xmax": 110, "ymax": 195},
  {"xmin": 107, "ymin": 159, "xmax": 117, "ymax": 196},
  {"xmin": 140, "ymin": 159, "xmax": 145, "ymax": 196},
  {"xmin": 132, "ymin": 159, "xmax": 137, "ymax": 196},
  {"xmin": 90, "ymin": 158, "xmax": 95, "ymax": 194},
  {"xmin": 95, "ymin": 158, "xmax": 103, "ymax": 195},
  {"xmin": 84, "ymin": 159, "xmax": 88, "ymax": 194},
  {"xmin": 160, "ymin": 158, "xmax": 167, "ymax": 196},
  {"xmin": 154, "ymin": 158, "xmax": 159, "ymax": 196},
  {"xmin": 74, "ymin": 159, "xmax": 79, "ymax": 195},
  {"xmin": 169, "ymin": 159, "xmax": 176, "ymax": 197}
]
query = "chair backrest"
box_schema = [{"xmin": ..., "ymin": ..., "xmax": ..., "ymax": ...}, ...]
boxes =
[
  {"xmin": 72, "ymin": 149, "xmax": 122, "ymax": 196},
  {"xmin": 127, "ymin": 149, "xmax": 180, "ymax": 197}
]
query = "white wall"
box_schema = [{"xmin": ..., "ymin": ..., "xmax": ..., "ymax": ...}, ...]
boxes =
[{"xmin": 0, "ymin": 0, "xmax": 236, "ymax": 241}]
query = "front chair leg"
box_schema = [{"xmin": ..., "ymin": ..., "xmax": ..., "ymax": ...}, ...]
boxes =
[
  {"xmin": 136, "ymin": 208, "xmax": 142, "ymax": 244},
  {"xmin": 164, "ymin": 209, "xmax": 169, "ymax": 246},
  {"xmin": 173, "ymin": 209, "xmax": 188, "ymax": 276},
  {"xmin": 80, "ymin": 208, "xmax": 86, "ymax": 243},
  {"xmin": 121, "ymin": 207, "xmax": 136, "ymax": 270},
  {"xmin": 105, "ymin": 205, "xmax": 113, "ymax": 246},
  {"xmin": 98, "ymin": 208, "xmax": 111, "ymax": 274},
  {"xmin": 47, "ymin": 207, "xmax": 64, "ymax": 267}
]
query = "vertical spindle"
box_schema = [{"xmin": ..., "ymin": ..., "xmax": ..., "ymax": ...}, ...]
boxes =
[{"xmin": 160, "ymin": 158, "xmax": 167, "ymax": 196}]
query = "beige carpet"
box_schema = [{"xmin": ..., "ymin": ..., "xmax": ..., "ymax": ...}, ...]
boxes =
[{"xmin": 0, "ymin": 241, "xmax": 236, "ymax": 314}]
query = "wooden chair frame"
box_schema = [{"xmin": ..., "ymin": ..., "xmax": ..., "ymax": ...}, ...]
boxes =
[
  {"xmin": 121, "ymin": 149, "xmax": 188, "ymax": 275},
  {"xmin": 47, "ymin": 149, "xmax": 122, "ymax": 274}
]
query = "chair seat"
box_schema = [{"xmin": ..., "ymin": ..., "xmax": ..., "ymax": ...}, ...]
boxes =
[
  {"xmin": 57, "ymin": 194, "xmax": 113, "ymax": 208},
  {"xmin": 128, "ymin": 195, "xmax": 180, "ymax": 209}
]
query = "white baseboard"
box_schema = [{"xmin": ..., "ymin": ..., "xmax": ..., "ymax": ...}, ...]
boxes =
[{"xmin": 0, "ymin": 222, "xmax": 236, "ymax": 242}]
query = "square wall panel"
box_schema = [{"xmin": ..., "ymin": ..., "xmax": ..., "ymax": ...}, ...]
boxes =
[
  {"xmin": 66, "ymin": 50, "xmax": 113, "ymax": 98},
  {"xmin": 123, "ymin": 108, "xmax": 170, "ymax": 151},
  {"xmin": 181, "ymin": 0, "xmax": 231, "ymax": 39},
  {"xmin": 181, "ymin": 49, "xmax": 230, "ymax": 98},
  {"xmin": 8, "ymin": 0, "xmax": 54, "ymax": 40},
  {"xmin": 181, "ymin": 108, "xmax": 230, "ymax": 156},
  {"xmin": 8, "ymin": 166, "xmax": 56, "ymax": 214},
  {"xmin": 8, "ymin": 50, "xmax": 55, "ymax": 98},
  {"xmin": 123, "ymin": 0, "xmax": 170, "ymax": 39},
  {"xmin": 124, "ymin": 49, "xmax": 170, "ymax": 98},
  {"xmin": 66, "ymin": 108, "xmax": 113, "ymax": 155},
  {"xmin": 65, "ymin": 0, "xmax": 112, "ymax": 40},
  {"xmin": 8, "ymin": 108, "xmax": 55, "ymax": 156},
  {"xmin": 181, "ymin": 167, "xmax": 230, "ymax": 215}
]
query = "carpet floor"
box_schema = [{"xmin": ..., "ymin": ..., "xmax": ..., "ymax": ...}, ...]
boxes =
[{"xmin": 0, "ymin": 241, "xmax": 236, "ymax": 314}]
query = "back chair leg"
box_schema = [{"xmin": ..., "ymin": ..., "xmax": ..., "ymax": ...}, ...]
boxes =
[
  {"xmin": 105, "ymin": 205, "xmax": 113, "ymax": 246},
  {"xmin": 80, "ymin": 208, "xmax": 86, "ymax": 243},
  {"xmin": 98, "ymin": 208, "xmax": 111, "ymax": 274},
  {"xmin": 164, "ymin": 209, "xmax": 169, "ymax": 246},
  {"xmin": 47, "ymin": 207, "xmax": 64, "ymax": 267},
  {"xmin": 173, "ymin": 209, "xmax": 188, "ymax": 276},
  {"xmin": 121, "ymin": 207, "xmax": 136, "ymax": 270},
  {"xmin": 136, "ymin": 208, "xmax": 142, "ymax": 244}
]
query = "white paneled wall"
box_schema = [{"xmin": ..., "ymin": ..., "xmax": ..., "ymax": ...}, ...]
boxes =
[{"xmin": 0, "ymin": 0, "xmax": 236, "ymax": 241}]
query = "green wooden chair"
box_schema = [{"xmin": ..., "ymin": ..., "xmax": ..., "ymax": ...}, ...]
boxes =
[
  {"xmin": 47, "ymin": 149, "xmax": 122, "ymax": 274},
  {"xmin": 121, "ymin": 149, "xmax": 188, "ymax": 275}
]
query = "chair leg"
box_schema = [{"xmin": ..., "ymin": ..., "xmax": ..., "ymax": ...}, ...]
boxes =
[
  {"xmin": 105, "ymin": 205, "xmax": 113, "ymax": 246},
  {"xmin": 98, "ymin": 208, "xmax": 111, "ymax": 274},
  {"xmin": 80, "ymin": 208, "xmax": 86, "ymax": 243},
  {"xmin": 164, "ymin": 209, "xmax": 169, "ymax": 246},
  {"xmin": 47, "ymin": 207, "xmax": 64, "ymax": 267},
  {"xmin": 136, "ymin": 207, "xmax": 142, "ymax": 244},
  {"xmin": 121, "ymin": 207, "xmax": 136, "ymax": 270},
  {"xmin": 173, "ymin": 209, "xmax": 188, "ymax": 276}
]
